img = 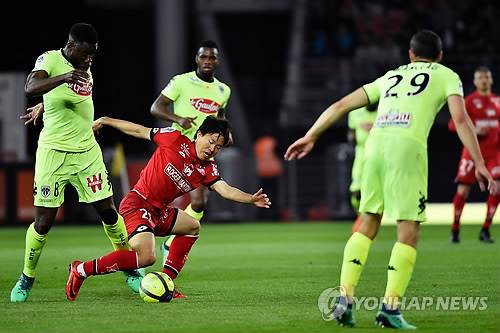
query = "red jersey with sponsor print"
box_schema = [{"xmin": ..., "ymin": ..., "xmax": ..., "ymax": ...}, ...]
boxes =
[
  {"xmin": 132, "ymin": 127, "xmax": 221, "ymax": 210},
  {"xmin": 449, "ymin": 91, "xmax": 500, "ymax": 159}
]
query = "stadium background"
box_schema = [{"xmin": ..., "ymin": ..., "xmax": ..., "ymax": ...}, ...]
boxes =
[{"xmin": 0, "ymin": 0, "xmax": 499, "ymax": 225}]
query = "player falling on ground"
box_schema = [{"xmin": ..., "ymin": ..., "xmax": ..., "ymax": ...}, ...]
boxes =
[
  {"xmin": 347, "ymin": 103, "xmax": 378, "ymax": 232},
  {"xmin": 150, "ymin": 40, "xmax": 231, "ymax": 271},
  {"xmin": 449, "ymin": 66, "xmax": 500, "ymax": 243},
  {"xmin": 65, "ymin": 116, "xmax": 270, "ymax": 301},
  {"xmin": 11, "ymin": 23, "xmax": 142, "ymax": 302},
  {"xmin": 285, "ymin": 30, "xmax": 497, "ymax": 329}
]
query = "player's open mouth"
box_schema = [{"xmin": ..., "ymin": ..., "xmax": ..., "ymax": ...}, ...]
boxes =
[{"xmin": 203, "ymin": 151, "xmax": 212, "ymax": 158}]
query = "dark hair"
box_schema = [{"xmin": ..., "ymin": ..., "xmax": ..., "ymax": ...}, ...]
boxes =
[
  {"xmin": 409, "ymin": 30, "xmax": 442, "ymax": 61},
  {"xmin": 196, "ymin": 116, "xmax": 231, "ymax": 146},
  {"xmin": 197, "ymin": 40, "xmax": 219, "ymax": 52},
  {"xmin": 69, "ymin": 22, "xmax": 98, "ymax": 44},
  {"xmin": 474, "ymin": 66, "xmax": 491, "ymax": 76}
]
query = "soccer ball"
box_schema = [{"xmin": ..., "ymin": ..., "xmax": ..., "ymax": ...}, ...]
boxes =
[{"xmin": 139, "ymin": 272, "xmax": 175, "ymax": 303}]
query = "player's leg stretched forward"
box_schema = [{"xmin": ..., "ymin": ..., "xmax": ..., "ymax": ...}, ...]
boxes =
[
  {"xmin": 161, "ymin": 186, "xmax": 208, "ymax": 264},
  {"xmin": 10, "ymin": 207, "xmax": 57, "ymax": 302},
  {"xmin": 91, "ymin": 197, "xmax": 144, "ymax": 291},
  {"xmin": 65, "ymin": 209, "xmax": 199, "ymax": 300}
]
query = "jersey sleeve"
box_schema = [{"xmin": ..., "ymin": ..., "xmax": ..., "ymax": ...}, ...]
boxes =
[
  {"xmin": 150, "ymin": 127, "xmax": 181, "ymax": 146},
  {"xmin": 32, "ymin": 51, "xmax": 54, "ymax": 76},
  {"xmin": 221, "ymin": 85, "xmax": 231, "ymax": 109},
  {"xmin": 161, "ymin": 75, "xmax": 182, "ymax": 102},
  {"xmin": 202, "ymin": 162, "xmax": 222, "ymax": 189},
  {"xmin": 362, "ymin": 77, "xmax": 382, "ymax": 105},
  {"xmin": 444, "ymin": 71, "xmax": 464, "ymax": 98}
]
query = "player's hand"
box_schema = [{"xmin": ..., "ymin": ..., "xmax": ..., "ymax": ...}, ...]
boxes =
[
  {"xmin": 64, "ymin": 69, "xmax": 90, "ymax": 86},
  {"xmin": 475, "ymin": 164, "xmax": 499, "ymax": 195},
  {"xmin": 20, "ymin": 103, "xmax": 44, "ymax": 126},
  {"xmin": 284, "ymin": 135, "xmax": 316, "ymax": 160},
  {"xmin": 92, "ymin": 117, "xmax": 107, "ymax": 136},
  {"xmin": 178, "ymin": 116, "xmax": 197, "ymax": 130},
  {"xmin": 251, "ymin": 188, "xmax": 271, "ymax": 208}
]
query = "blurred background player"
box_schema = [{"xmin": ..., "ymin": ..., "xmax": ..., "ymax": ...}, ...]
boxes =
[
  {"xmin": 284, "ymin": 30, "xmax": 497, "ymax": 329},
  {"xmin": 66, "ymin": 116, "xmax": 270, "ymax": 301},
  {"xmin": 11, "ymin": 23, "xmax": 138, "ymax": 302},
  {"xmin": 449, "ymin": 66, "xmax": 500, "ymax": 243},
  {"xmin": 150, "ymin": 40, "xmax": 231, "ymax": 263},
  {"xmin": 347, "ymin": 102, "xmax": 378, "ymax": 232}
]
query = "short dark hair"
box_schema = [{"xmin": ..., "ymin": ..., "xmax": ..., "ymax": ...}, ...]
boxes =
[
  {"xmin": 69, "ymin": 22, "xmax": 98, "ymax": 44},
  {"xmin": 474, "ymin": 66, "xmax": 491, "ymax": 76},
  {"xmin": 409, "ymin": 30, "xmax": 442, "ymax": 61},
  {"xmin": 197, "ymin": 40, "xmax": 219, "ymax": 51},
  {"xmin": 197, "ymin": 116, "xmax": 231, "ymax": 146}
]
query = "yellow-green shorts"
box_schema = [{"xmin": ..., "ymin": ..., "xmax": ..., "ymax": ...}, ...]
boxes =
[
  {"xmin": 34, "ymin": 144, "xmax": 113, "ymax": 207},
  {"xmin": 359, "ymin": 135, "xmax": 428, "ymax": 222}
]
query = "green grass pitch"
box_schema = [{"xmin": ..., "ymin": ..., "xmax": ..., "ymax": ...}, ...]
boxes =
[{"xmin": 1, "ymin": 222, "xmax": 499, "ymax": 333}]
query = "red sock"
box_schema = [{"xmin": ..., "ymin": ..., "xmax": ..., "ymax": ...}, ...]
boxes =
[
  {"xmin": 162, "ymin": 235, "xmax": 199, "ymax": 280},
  {"xmin": 483, "ymin": 194, "xmax": 500, "ymax": 229},
  {"xmin": 452, "ymin": 193, "xmax": 466, "ymax": 231},
  {"xmin": 82, "ymin": 250, "xmax": 139, "ymax": 276}
]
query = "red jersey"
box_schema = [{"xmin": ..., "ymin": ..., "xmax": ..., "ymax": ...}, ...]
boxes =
[
  {"xmin": 449, "ymin": 91, "xmax": 500, "ymax": 159},
  {"xmin": 132, "ymin": 127, "xmax": 221, "ymax": 210}
]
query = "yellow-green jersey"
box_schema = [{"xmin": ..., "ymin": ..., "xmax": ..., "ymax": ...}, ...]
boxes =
[
  {"xmin": 34, "ymin": 50, "xmax": 97, "ymax": 152},
  {"xmin": 363, "ymin": 62, "xmax": 463, "ymax": 148},
  {"xmin": 348, "ymin": 107, "xmax": 377, "ymax": 192},
  {"xmin": 161, "ymin": 71, "xmax": 231, "ymax": 140}
]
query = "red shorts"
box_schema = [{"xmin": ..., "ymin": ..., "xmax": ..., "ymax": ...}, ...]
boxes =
[
  {"xmin": 119, "ymin": 191, "xmax": 178, "ymax": 240},
  {"xmin": 455, "ymin": 152, "xmax": 500, "ymax": 185}
]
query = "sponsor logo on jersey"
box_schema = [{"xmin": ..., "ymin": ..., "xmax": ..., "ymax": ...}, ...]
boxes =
[
  {"xmin": 160, "ymin": 127, "xmax": 176, "ymax": 133},
  {"xmin": 475, "ymin": 119, "xmax": 499, "ymax": 128},
  {"xmin": 190, "ymin": 98, "xmax": 220, "ymax": 114},
  {"xmin": 178, "ymin": 143, "xmax": 191, "ymax": 158},
  {"xmin": 374, "ymin": 110, "xmax": 411, "ymax": 128},
  {"xmin": 486, "ymin": 109, "xmax": 496, "ymax": 117},
  {"xmin": 211, "ymin": 164, "xmax": 219, "ymax": 177},
  {"xmin": 41, "ymin": 185, "xmax": 50, "ymax": 198},
  {"xmin": 87, "ymin": 173, "xmax": 103, "ymax": 193},
  {"xmin": 35, "ymin": 54, "xmax": 45, "ymax": 68},
  {"xmin": 68, "ymin": 81, "xmax": 93, "ymax": 96},
  {"xmin": 164, "ymin": 163, "xmax": 193, "ymax": 193}
]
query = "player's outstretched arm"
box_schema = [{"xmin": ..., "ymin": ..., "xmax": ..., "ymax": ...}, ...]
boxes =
[
  {"xmin": 284, "ymin": 88, "xmax": 369, "ymax": 161},
  {"xmin": 448, "ymin": 95, "xmax": 497, "ymax": 194},
  {"xmin": 210, "ymin": 180, "xmax": 271, "ymax": 208},
  {"xmin": 151, "ymin": 94, "xmax": 197, "ymax": 130},
  {"xmin": 93, "ymin": 116, "xmax": 151, "ymax": 141}
]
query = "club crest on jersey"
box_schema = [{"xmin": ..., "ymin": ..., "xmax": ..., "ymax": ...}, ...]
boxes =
[
  {"xmin": 473, "ymin": 98, "xmax": 483, "ymax": 109},
  {"xmin": 68, "ymin": 81, "xmax": 93, "ymax": 96},
  {"xmin": 218, "ymin": 85, "xmax": 224, "ymax": 95},
  {"xmin": 374, "ymin": 110, "xmax": 411, "ymax": 128},
  {"xmin": 87, "ymin": 173, "xmax": 103, "ymax": 193},
  {"xmin": 183, "ymin": 163, "xmax": 194, "ymax": 177},
  {"xmin": 41, "ymin": 185, "xmax": 50, "ymax": 198},
  {"xmin": 190, "ymin": 98, "xmax": 220, "ymax": 114}
]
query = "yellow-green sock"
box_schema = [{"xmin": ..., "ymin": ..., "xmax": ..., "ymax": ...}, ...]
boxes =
[
  {"xmin": 184, "ymin": 203, "xmax": 204, "ymax": 221},
  {"xmin": 102, "ymin": 214, "xmax": 129, "ymax": 251},
  {"xmin": 340, "ymin": 232, "xmax": 372, "ymax": 296},
  {"xmin": 22, "ymin": 223, "xmax": 47, "ymax": 278},
  {"xmin": 384, "ymin": 242, "xmax": 417, "ymax": 307}
]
